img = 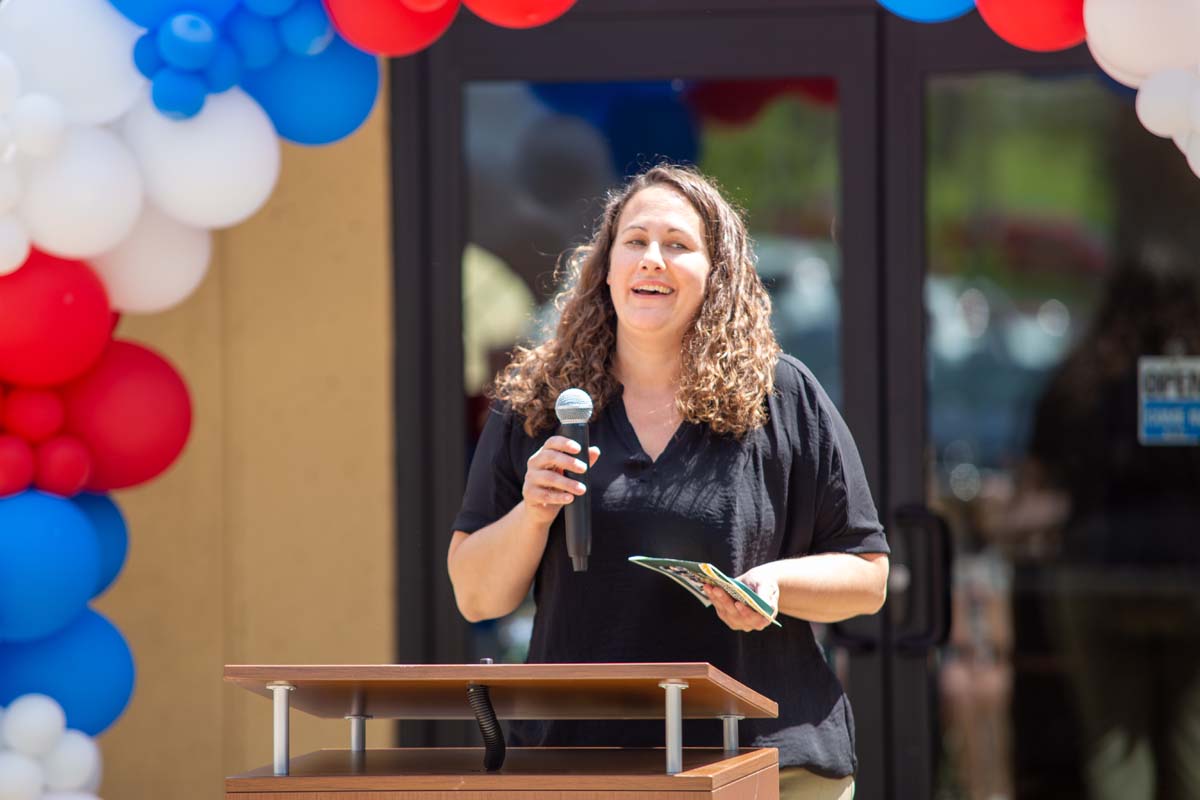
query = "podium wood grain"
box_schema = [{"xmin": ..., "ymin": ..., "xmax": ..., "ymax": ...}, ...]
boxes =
[
  {"xmin": 223, "ymin": 663, "xmax": 777, "ymax": 721},
  {"xmin": 225, "ymin": 748, "xmax": 778, "ymax": 799},
  {"xmin": 224, "ymin": 665, "xmax": 780, "ymax": 798}
]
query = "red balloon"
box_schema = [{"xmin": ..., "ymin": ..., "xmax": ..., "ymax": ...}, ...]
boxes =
[
  {"xmin": 400, "ymin": 0, "xmax": 449, "ymax": 10},
  {"xmin": 34, "ymin": 435, "xmax": 92, "ymax": 497},
  {"xmin": 977, "ymin": 0, "xmax": 1084, "ymax": 52},
  {"xmin": 3, "ymin": 388, "xmax": 66, "ymax": 444},
  {"xmin": 0, "ymin": 250, "xmax": 112, "ymax": 388},
  {"xmin": 323, "ymin": 0, "xmax": 459, "ymax": 56},
  {"xmin": 62, "ymin": 340, "xmax": 192, "ymax": 491},
  {"xmin": 0, "ymin": 434, "xmax": 34, "ymax": 496},
  {"xmin": 464, "ymin": 0, "xmax": 574, "ymax": 28}
]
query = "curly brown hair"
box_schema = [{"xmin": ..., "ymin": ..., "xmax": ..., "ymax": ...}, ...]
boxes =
[{"xmin": 491, "ymin": 164, "xmax": 780, "ymax": 438}]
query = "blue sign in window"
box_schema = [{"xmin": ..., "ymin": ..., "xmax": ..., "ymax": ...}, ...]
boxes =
[{"xmin": 1139, "ymin": 357, "xmax": 1200, "ymax": 446}]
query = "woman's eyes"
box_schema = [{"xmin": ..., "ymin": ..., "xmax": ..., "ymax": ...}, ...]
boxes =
[{"xmin": 624, "ymin": 239, "xmax": 691, "ymax": 250}]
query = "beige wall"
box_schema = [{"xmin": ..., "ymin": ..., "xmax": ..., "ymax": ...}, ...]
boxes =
[{"xmin": 90, "ymin": 84, "xmax": 395, "ymax": 798}]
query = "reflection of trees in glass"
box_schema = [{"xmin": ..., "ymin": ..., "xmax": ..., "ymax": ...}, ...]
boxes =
[
  {"xmin": 925, "ymin": 74, "xmax": 1128, "ymax": 482},
  {"xmin": 700, "ymin": 97, "xmax": 839, "ymax": 239},
  {"xmin": 927, "ymin": 74, "xmax": 1115, "ymax": 303},
  {"xmin": 698, "ymin": 95, "xmax": 843, "ymax": 405}
]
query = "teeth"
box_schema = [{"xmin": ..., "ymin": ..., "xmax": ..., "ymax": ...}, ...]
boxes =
[{"xmin": 634, "ymin": 285, "xmax": 672, "ymax": 294}]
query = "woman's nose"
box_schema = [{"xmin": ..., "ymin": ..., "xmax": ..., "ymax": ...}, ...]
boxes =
[{"xmin": 639, "ymin": 241, "xmax": 666, "ymax": 270}]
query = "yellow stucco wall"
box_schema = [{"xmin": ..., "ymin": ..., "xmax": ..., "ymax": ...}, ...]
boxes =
[{"xmin": 89, "ymin": 83, "xmax": 395, "ymax": 798}]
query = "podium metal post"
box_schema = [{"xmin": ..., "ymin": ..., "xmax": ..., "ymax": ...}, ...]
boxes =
[{"xmin": 268, "ymin": 682, "xmax": 294, "ymax": 775}]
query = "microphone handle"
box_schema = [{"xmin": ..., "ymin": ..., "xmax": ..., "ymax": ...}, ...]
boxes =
[{"xmin": 559, "ymin": 421, "xmax": 591, "ymax": 572}]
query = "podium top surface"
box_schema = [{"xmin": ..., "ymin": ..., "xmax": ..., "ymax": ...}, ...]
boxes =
[{"xmin": 223, "ymin": 663, "xmax": 778, "ymax": 721}]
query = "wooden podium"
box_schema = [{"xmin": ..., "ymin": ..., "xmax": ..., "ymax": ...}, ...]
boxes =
[{"xmin": 225, "ymin": 663, "xmax": 780, "ymax": 799}]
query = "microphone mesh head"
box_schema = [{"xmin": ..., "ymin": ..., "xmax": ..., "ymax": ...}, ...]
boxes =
[{"xmin": 555, "ymin": 388, "xmax": 593, "ymax": 424}]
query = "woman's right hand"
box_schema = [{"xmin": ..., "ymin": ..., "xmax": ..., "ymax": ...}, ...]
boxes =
[{"xmin": 522, "ymin": 436, "xmax": 601, "ymax": 526}]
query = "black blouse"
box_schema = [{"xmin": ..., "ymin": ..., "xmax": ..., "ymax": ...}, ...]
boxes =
[{"xmin": 452, "ymin": 354, "xmax": 888, "ymax": 777}]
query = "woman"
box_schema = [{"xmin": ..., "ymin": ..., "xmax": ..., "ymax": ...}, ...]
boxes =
[{"xmin": 448, "ymin": 165, "xmax": 889, "ymax": 799}]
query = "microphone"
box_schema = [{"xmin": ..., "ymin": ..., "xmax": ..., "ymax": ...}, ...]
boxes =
[{"xmin": 554, "ymin": 388, "xmax": 593, "ymax": 572}]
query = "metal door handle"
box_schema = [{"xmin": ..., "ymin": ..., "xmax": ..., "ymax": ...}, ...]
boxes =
[{"xmin": 890, "ymin": 504, "xmax": 952, "ymax": 653}]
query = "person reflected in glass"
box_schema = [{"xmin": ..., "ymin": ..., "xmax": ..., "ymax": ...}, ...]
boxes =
[
  {"xmin": 1025, "ymin": 253, "xmax": 1200, "ymax": 800},
  {"xmin": 447, "ymin": 165, "xmax": 889, "ymax": 800}
]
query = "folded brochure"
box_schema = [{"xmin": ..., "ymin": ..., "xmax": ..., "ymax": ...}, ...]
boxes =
[{"xmin": 628, "ymin": 556, "xmax": 781, "ymax": 627}]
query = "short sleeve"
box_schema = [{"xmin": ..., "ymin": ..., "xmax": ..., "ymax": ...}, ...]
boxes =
[
  {"xmin": 451, "ymin": 404, "xmax": 524, "ymax": 534},
  {"xmin": 810, "ymin": 395, "xmax": 889, "ymax": 555},
  {"xmin": 779, "ymin": 358, "xmax": 889, "ymax": 557}
]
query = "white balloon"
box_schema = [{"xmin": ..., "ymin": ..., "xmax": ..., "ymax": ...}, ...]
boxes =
[
  {"xmin": 1187, "ymin": 90, "xmax": 1200, "ymax": 133},
  {"xmin": 1088, "ymin": 40, "xmax": 1143, "ymax": 88},
  {"xmin": 0, "ymin": 164, "xmax": 22, "ymax": 214},
  {"xmin": 122, "ymin": 89, "xmax": 280, "ymax": 229},
  {"xmin": 41, "ymin": 730, "xmax": 101, "ymax": 791},
  {"xmin": 0, "ymin": 0, "xmax": 144, "ymax": 124},
  {"xmin": 19, "ymin": 125, "xmax": 143, "ymax": 258},
  {"xmin": 79, "ymin": 757, "xmax": 101, "ymax": 793},
  {"xmin": 1136, "ymin": 69, "xmax": 1198, "ymax": 138},
  {"xmin": 1184, "ymin": 131, "xmax": 1200, "ymax": 178},
  {"xmin": 10, "ymin": 93, "xmax": 67, "ymax": 158},
  {"xmin": 0, "ymin": 752, "xmax": 43, "ymax": 800},
  {"xmin": 0, "ymin": 215, "xmax": 30, "ymax": 274},
  {"xmin": 1085, "ymin": 0, "xmax": 1200, "ymax": 88},
  {"xmin": 42, "ymin": 794, "xmax": 100, "ymax": 800},
  {"xmin": 92, "ymin": 203, "xmax": 212, "ymax": 313},
  {"xmin": 0, "ymin": 52, "xmax": 20, "ymax": 115},
  {"xmin": 0, "ymin": 694, "xmax": 65, "ymax": 757}
]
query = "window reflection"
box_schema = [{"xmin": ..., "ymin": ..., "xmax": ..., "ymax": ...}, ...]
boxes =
[{"xmin": 928, "ymin": 73, "xmax": 1200, "ymax": 800}]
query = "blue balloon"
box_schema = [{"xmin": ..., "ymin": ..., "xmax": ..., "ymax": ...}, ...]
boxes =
[
  {"xmin": 71, "ymin": 494, "xmax": 128, "ymax": 600},
  {"xmin": 242, "ymin": 35, "xmax": 379, "ymax": 145},
  {"xmin": 157, "ymin": 12, "xmax": 218, "ymax": 71},
  {"xmin": 604, "ymin": 94, "xmax": 700, "ymax": 177},
  {"xmin": 243, "ymin": 0, "xmax": 297, "ymax": 17},
  {"xmin": 152, "ymin": 68, "xmax": 208, "ymax": 119},
  {"xmin": 277, "ymin": 0, "xmax": 334, "ymax": 56},
  {"xmin": 0, "ymin": 609, "xmax": 135, "ymax": 736},
  {"xmin": 107, "ymin": 0, "xmax": 240, "ymax": 28},
  {"xmin": 133, "ymin": 32, "xmax": 164, "ymax": 79},
  {"xmin": 0, "ymin": 492, "xmax": 99, "ymax": 643},
  {"xmin": 226, "ymin": 7, "xmax": 283, "ymax": 70},
  {"xmin": 877, "ymin": 0, "xmax": 975, "ymax": 23},
  {"xmin": 204, "ymin": 41, "xmax": 242, "ymax": 93}
]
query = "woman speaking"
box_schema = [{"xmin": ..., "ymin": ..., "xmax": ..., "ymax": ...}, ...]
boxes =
[{"xmin": 448, "ymin": 165, "xmax": 889, "ymax": 799}]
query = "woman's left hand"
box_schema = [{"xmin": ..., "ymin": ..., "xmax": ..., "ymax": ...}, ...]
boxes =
[{"xmin": 703, "ymin": 569, "xmax": 779, "ymax": 632}]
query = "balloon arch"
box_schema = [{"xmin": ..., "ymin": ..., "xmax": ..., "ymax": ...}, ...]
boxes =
[{"xmin": 0, "ymin": 0, "xmax": 1190, "ymax": 796}]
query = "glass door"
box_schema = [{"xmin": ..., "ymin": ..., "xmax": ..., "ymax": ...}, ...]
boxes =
[
  {"xmin": 422, "ymin": 6, "xmax": 890, "ymax": 794},
  {"xmin": 884, "ymin": 14, "xmax": 1200, "ymax": 800}
]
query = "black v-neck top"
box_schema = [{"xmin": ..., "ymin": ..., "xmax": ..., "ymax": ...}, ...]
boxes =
[{"xmin": 452, "ymin": 354, "xmax": 888, "ymax": 777}]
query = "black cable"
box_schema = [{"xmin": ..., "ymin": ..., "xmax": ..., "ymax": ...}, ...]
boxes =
[{"xmin": 466, "ymin": 683, "xmax": 505, "ymax": 771}]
